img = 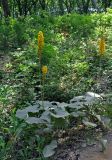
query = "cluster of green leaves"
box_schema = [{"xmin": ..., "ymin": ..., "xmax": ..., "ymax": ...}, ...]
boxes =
[
  {"xmin": 15, "ymin": 92, "xmax": 111, "ymax": 158},
  {"xmin": 0, "ymin": 10, "xmax": 112, "ymax": 159}
]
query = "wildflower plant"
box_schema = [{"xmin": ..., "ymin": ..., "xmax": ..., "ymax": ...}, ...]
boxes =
[
  {"xmin": 38, "ymin": 31, "xmax": 44, "ymax": 64},
  {"xmin": 42, "ymin": 65, "xmax": 48, "ymax": 76},
  {"xmin": 37, "ymin": 31, "xmax": 48, "ymax": 103},
  {"xmin": 41, "ymin": 65, "xmax": 48, "ymax": 105},
  {"xmin": 97, "ymin": 33, "xmax": 106, "ymax": 86},
  {"xmin": 99, "ymin": 37, "xmax": 105, "ymax": 55}
]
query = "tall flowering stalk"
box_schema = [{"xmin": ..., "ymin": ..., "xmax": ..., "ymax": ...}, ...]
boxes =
[
  {"xmin": 99, "ymin": 37, "xmax": 105, "ymax": 56},
  {"xmin": 42, "ymin": 65, "xmax": 48, "ymax": 80},
  {"xmin": 41, "ymin": 65, "xmax": 48, "ymax": 108},
  {"xmin": 97, "ymin": 36, "xmax": 106, "ymax": 86},
  {"xmin": 38, "ymin": 31, "xmax": 44, "ymax": 64},
  {"xmin": 37, "ymin": 31, "xmax": 48, "ymax": 106}
]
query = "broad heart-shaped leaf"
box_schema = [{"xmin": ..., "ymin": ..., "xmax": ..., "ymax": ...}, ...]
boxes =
[
  {"xmin": 84, "ymin": 92, "xmax": 102, "ymax": 105},
  {"xmin": 16, "ymin": 104, "xmax": 40, "ymax": 119},
  {"xmin": 40, "ymin": 110, "xmax": 51, "ymax": 123},
  {"xmin": 95, "ymin": 114, "xmax": 101, "ymax": 121},
  {"xmin": 16, "ymin": 109, "xmax": 28, "ymax": 119},
  {"xmin": 24, "ymin": 110, "xmax": 51, "ymax": 125},
  {"xmin": 51, "ymin": 101, "xmax": 60, "ymax": 106},
  {"xmin": 43, "ymin": 140, "xmax": 57, "ymax": 158},
  {"xmin": 83, "ymin": 120, "xmax": 97, "ymax": 128},
  {"xmin": 57, "ymin": 102, "xmax": 69, "ymax": 108},
  {"xmin": 85, "ymin": 92, "xmax": 102, "ymax": 99},
  {"xmin": 70, "ymin": 111, "xmax": 85, "ymax": 117},
  {"xmin": 26, "ymin": 104, "xmax": 40, "ymax": 112},
  {"xmin": 43, "ymin": 124, "xmax": 53, "ymax": 133},
  {"xmin": 51, "ymin": 107, "xmax": 69, "ymax": 118},
  {"xmin": 70, "ymin": 96, "xmax": 85, "ymax": 103},
  {"xmin": 26, "ymin": 117, "xmax": 45, "ymax": 124},
  {"xmin": 67, "ymin": 103, "xmax": 84, "ymax": 110},
  {"xmin": 84, "ymin": 96, "xmax": 97, "ymax": 105},
  {"xmin": 101, "ymin": 116, "xmax": 111, "ymax": 127},
  {"xmin": 100, "ymin": 139, "xmax": 107, "ymax": 152},
  {"xmin": 38, "ymin": 101, "xmax": 52, "ymax": 110},
  {"xmin": 69, "ymin": 92, "xmax": 102, "ymax": 107}
]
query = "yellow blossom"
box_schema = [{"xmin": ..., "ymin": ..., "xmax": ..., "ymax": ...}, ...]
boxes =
[
  {"xmin": 42, "ymin": 65, "xmax": 48, "ymax": 75},
  {"xmin": 99, "ymin": 37, "xmax": 105, "ymax": 55},
  {"xmin": 38, "ymin": 31, "xmax": 44, "ymax": 51}
]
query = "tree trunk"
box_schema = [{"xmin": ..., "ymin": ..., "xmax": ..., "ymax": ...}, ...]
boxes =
[
  {"xmin": 82, "ymin": 0, "xmax": 90, "ymax": 13},
  {"xmin": 39, "ymin": 0, "xmax": 46, "ymax": 10},
  {"xmin": 1, "ymin": 0, "xmax": 10, "ymax": 17},
  {"xmin": 24, "ymin": 0, "xmax": 28, "ymax": 16},
  {"xmin": 16, "ymin": 0, "xmax": 22, "ymax": 16},
  {"xmin": 64, "ymin": 0, "xmax": 75, "ymax": 13},
  {"xmin": 58, "ymin": 0, "xmax": 64, "ymax": 15},
  {"xmin": 103, "ymin": 0, "xmax": 112, "ymax": 11}
]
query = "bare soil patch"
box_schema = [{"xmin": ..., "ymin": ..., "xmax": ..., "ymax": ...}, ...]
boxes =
[{"xmin": 53, "ymin": 129, "xmax": 112, "ymax": 160}]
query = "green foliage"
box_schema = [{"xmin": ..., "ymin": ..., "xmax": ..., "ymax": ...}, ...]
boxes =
[
  {"xmin": 15, "ymin": 92, "xmax": 106, "ymax": 157},
  {"xmin": 0, "ymin": 11, "xmax": 112, "ymax": 159}
]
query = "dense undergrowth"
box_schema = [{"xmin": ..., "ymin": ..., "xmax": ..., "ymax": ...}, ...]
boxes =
[{"xmin": 0, "ymin": 10, "xmax": 112, "ymax": 160}]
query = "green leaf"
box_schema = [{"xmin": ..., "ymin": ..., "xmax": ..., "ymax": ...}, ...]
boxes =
[
  {"xmin": 69, "ymin": 92, "xmax": 102, "ymax": 107},
  {"xmin": 16, "ymin": 104, "xmax": 40, "ymax": 119},
  {"xmin": 67, "ymin": 103, "xmax": 83, "ymax": 110},
  {"xmin": 26, "ymin": 104, "xmax": 40, "ymax": 112},
  {"xmin": 83, "ymin": 120, "xmax": 97, "ymax": 127},
  {"xmin": 86, "ymin": 92, "xmax": 102, "ymax": 99},
  {"xmin": 70, "ymin": 96, "xmax": 85, "ymax": 103},
  {"xmin": 57, "ymin": 102, "xmax": 69, "ymax": 108},
  {"xmin": 43, "ymin": 140, "xmax": 57, "ymax": 158},
  {"xmin": 95, "ymin": 115, "xmax": 101, "ymax": 121},
  {"xmin": 71, "ymin": 111, "xmax": 85, "ymax": 117},
  {"xmin": 16, "ymin": 109, "xmax": 28, "ymax": 119},
  {"xmin": 51, "ymin": 107, "xmax": 69, "ymax": 118},
  {"xmin": 26, "ymin": 117, "xmax": 44, "ymax": 124},
  {"xmin": 38, "ymin": 101, "xmax": 52, "ymax": 110},
  {"xmin": 101, "ymin": 116, "xmax": 111, "ymax": 127},
  {"xmin": 41, "ymin": 110, "xmax": 51, "ymax": 123}
]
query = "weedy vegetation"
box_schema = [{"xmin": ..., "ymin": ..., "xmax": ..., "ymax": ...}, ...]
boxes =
[{"xmin": 0, "ymin": 5, "xmax": 112, "ymax": 160}]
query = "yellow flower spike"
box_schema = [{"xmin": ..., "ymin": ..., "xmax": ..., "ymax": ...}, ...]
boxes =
[
  {"xmin": 38, "ymin": 31, "xmax": 44, "ymax": 51},
  {"xmin": 99, "ymin": 37, "xmax": 105, "ymax": 55},
  {"xmin": 42, "ymin": 65, "xmax": 48, "ymax": 75}
]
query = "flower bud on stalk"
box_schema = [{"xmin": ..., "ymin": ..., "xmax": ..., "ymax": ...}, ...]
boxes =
[
  {"xmin": 99, "ymin": 37, "xmax": 105, "ymax": 55},
  {"xmin": 38, "ymin": 31, "xmax": 44, "ymax": 62},
  {"xmin": 42, "ymin": 65, "xmax": 48, "ymax": 80}
]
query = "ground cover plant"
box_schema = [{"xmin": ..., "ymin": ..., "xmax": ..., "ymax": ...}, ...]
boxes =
[{"xmin": 0, "ymin": 2, "xmax": 112, "ymax": 160}]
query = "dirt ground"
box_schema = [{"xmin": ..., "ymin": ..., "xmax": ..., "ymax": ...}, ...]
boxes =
[
  {"xmin": 80, "ymin": 131, "xmax": 112, "ymax": 160},
  {"xmin": 52, "ymin": 130, "xmax": 112, "ymax": 160}
]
